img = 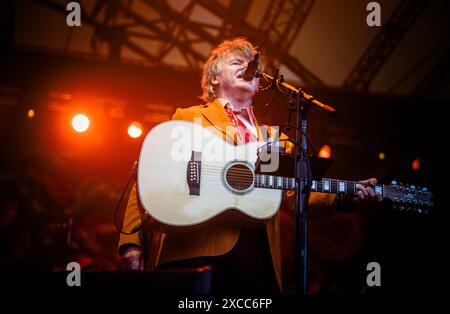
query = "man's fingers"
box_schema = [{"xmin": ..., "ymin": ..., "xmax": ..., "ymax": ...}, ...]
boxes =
[
  {"xmin": 355, "ymin": 184, "xmax": 383, "ymax": 202},
  {"xmin": 126, "ymin": 255, "xmax": 144, "ymax": 271},
  {"xmin": 356, "ymin": 186, "xmax": 368, "ymax": 198},
  {"xmin": 376, "ymin": 193, "xmax": 383, "ymax": 202},
  {"xmin": 139, "ymin": 255, "xmax": 145, "ymax": 271},
  {"xmin": 366, "ymin": 187, "xmax": 375, "ymax": 198},
  {"xmin": 355, "ymin": 190, "xmax": 365, "ymax": 200},
  {"xmin": 354, "ymin": 178, "xmax": 383, "ymax": 202},
  {"xmin": 130, "ymin": 259, "xmax": 138, "ymax": 270}
]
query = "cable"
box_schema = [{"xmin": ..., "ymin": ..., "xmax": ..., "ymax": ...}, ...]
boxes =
[
  {"xmin": 114, "ymin": 161, "xmax": 143, "ymax": 235},
  {"xmin": 256, "ymin": 128, "xmax": 316, "ymax": 158},
  {"xmin": 256, "ymin": 138, "xmax": 313, "ymax": 193},
  {"xmin": 279, "ymin": 123, "xmax": 317, "ymax": 157}
]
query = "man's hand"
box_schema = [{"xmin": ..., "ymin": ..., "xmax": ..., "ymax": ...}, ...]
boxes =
[
  {"xmin": 122, "ymin": 246, "xmax": 145, "ymax": 271},
  {"xmin": 354, "ymin": 178, "xmax": 383, "ymax": 202}
]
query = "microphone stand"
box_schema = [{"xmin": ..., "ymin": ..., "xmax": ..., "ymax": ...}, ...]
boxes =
[{"xmin": 260, "ymin": 70, "xmax": 337, "ymax": 294}]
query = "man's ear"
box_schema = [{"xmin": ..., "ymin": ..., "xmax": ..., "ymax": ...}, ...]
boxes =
[{"xmin": 211, "ymin": 74, "xmax": 220, "ymax": 85}]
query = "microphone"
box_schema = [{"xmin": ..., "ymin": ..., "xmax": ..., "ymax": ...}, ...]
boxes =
[{"xmin": 242, "ymin": 52, "xmax": 260, "ymax": 81}]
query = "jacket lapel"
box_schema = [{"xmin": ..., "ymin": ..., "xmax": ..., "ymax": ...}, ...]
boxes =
[
  {"xmin": 253, "ymin": 115, "xmax": 265, "ymax": 142},
  {"xmin": 200, "ymin": 99, "xmax": 267, "ymax": 145},
  {"xmin": 200, "ymin": 99, "xmax": 237, "ymax": 144}
]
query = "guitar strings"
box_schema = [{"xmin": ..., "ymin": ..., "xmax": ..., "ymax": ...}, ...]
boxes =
[
  {"xmin": 186, "ymin": 175, "xmax": 420, "ymax": 198},
  {"xmin": 181, "ymin": 163, "xmax": 429, "ymax": 194},
  {"xmin": 191, "ymin": 166, "xmax": 423, "ymax": 196},
  {"xmin": 203, "ymin": 169, "xmax": 393, "ymax": 188}
]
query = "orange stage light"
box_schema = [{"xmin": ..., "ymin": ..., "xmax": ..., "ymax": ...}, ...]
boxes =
[
  {"xmin": 412, "ymin": 158, "xmax": 420, "ymax": 171},
  {"xmin": 27, "ymin": 109, "xmax": 35, "ymax": 118},
  {"xmin": 378, "ymin": 152, "xmax": 385, "ymax": 160},
  {"xmin": 72, "ymin": 114, "xmax": 90, "ymax": 133},
  {"xmin": 128, "ymin": 121, "xmax": 143, "ymax": 138},
  {"xmin": 318, "ymin": 145, "xmax": 332, "ymax": 158}
]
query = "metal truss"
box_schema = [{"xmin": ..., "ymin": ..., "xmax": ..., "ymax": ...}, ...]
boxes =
[
  {"xmin": 35, "ymin": 0, "xmax": 207, "ymax": 68},
  {"xmin": 412, "ymin": 41, "xmax": 450, "ymax": 99},
  {"xmin": 343, "ymin": 0, "xmax": 428, "ymax": 92},
  {"xmin": 255, "ymin": 0, "xmax": 315, "ymax": 74},
  {"xmin": 33, "ymin": 0, "xmax": 321, "ymax": 85},
  {"xmin": 194, "ymin": 0, "xmax": 322, "ymax": 85}
]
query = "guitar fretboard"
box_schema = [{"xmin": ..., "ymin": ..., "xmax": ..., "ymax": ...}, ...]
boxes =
[
  {"xmin": 254, "ymin": 175, "xmax": 384, "ymax": 196},
  {"xmin": 255, "ymin": 175, "xmax": 297, "ymax": 190}
]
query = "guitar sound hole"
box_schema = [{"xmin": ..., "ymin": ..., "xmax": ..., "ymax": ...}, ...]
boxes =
[{"xmin": 225, "ymin": 163, "xmax": 254, "ymax": 192}]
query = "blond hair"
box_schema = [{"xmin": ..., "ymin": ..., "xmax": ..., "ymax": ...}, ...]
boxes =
[{"xmin": 201, "ymin": 38, "xmax": 258, "ymax": 103}]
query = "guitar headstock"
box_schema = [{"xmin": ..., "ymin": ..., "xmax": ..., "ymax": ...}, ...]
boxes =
[{"xmin": 384, "ymin": 181, "xmax": 434, "ymax": 214}]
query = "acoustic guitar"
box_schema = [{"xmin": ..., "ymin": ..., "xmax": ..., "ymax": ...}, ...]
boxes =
[{"xmin": 137, "ymin": 121, "xmax": 433, "ymax": 227}]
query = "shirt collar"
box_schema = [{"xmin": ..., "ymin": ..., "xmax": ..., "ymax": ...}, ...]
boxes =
[
  {"xmin": 217, "ymin": 97, "xmax": 250, "ymax": 113},
  {"xmin": 216, "ymin": 98, "xmax": 255, "ymax": 127}
]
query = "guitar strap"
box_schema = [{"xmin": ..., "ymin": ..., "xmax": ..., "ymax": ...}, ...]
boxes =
[
  {"xmin": 118, "ymin": 160, "xmax": 161, "ymax": 270},
  {"xmin": 131, "ymin": 161, "xmax": 163, "ymax": 271}
]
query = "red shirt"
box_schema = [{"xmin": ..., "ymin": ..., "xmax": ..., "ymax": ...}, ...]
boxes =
[{"xmin": 223, "ymin": 103, "xmax": 258, "ymax": 144}]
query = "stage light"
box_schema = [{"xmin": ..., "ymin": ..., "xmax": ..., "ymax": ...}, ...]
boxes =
[
  {"xmin": 128, "ymin": 121, "xmax": 143, "ymax": 138},
  {"xmin": 318, "ymin": 145, "xmax": 332, "ymax": 158},
  {"xmin": 27, "ymin": 109, "xmax": 35, "ymax": 118},
  {"xmin": 412, "ymin": 158, "xmax": 420, "ymax": 171},
  {"xmin": 72, "ymin": 114, "xmax": 90, "ymax": 133},
  {"xmin": 378, "ymin": 152, "xmax": 385, "ymax": 160}
]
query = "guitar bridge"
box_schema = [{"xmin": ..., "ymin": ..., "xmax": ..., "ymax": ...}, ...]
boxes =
[{"xmin": 187, "ymin": 151, "xmax": 201, "ymax": 195}]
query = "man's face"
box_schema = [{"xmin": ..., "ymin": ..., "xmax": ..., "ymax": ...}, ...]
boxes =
[{"xmin": 213, "ymin": 54, "xmax": 259, "ymax": 100}]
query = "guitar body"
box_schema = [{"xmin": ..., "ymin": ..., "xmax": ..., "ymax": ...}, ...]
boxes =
[{"xmin": 138, "ymin": 120, "xmax": 282, "ymax": 227}]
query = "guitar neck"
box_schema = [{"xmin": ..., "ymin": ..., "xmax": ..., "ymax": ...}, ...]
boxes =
[{"xmin": 254, "ymin": 175, "xmax": 384, "ymax": 197}]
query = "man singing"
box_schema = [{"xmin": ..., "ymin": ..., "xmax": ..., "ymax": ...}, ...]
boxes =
[{"xmin": 118, "ymin": 38, "xmax": 381, "ymax": 294}]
